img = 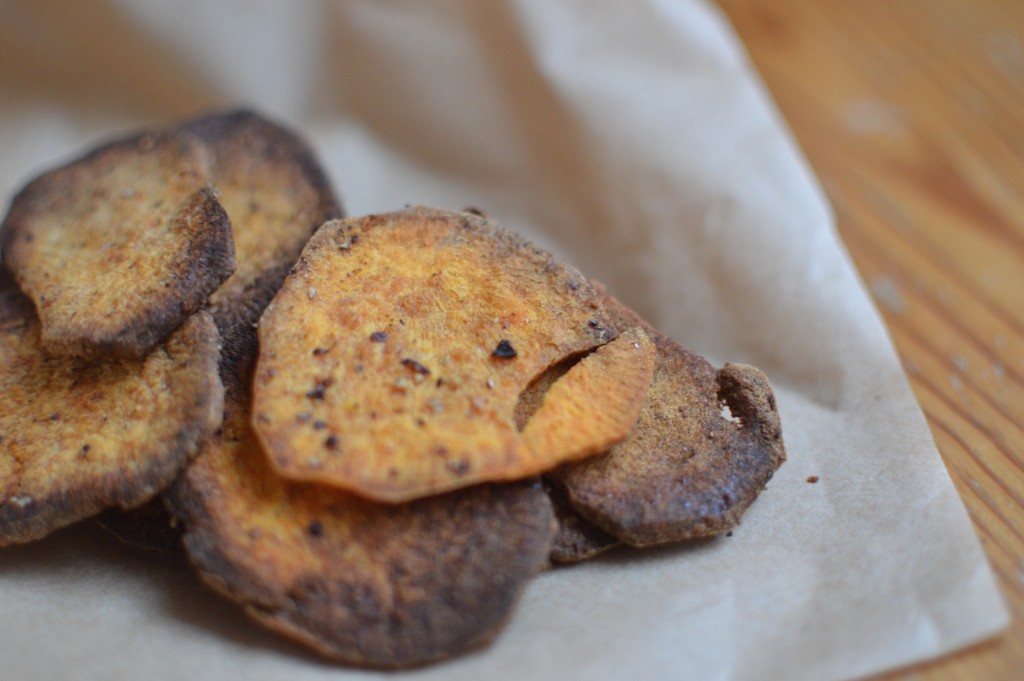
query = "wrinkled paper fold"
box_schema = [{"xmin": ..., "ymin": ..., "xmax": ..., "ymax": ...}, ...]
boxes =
[{"xmin": 0, "ymin": 1, "xmax": 1008, "ymax": 680}]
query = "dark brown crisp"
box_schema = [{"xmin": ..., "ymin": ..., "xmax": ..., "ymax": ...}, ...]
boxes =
[
  {"xmin": 167, "ymin": 327, "xmax": 556, "ymax": 667},
  {"xmin": 0, "ymin": 129, "xmax": 235, "ymax": 359},
  {"xmin": 177, "ymin": 109, "xmax": 343, "ymax": 371},
  {"xmin": 545, "ymin": 482, "xmax": 619, "ymax": 564},
  {"xmin": 548, "ymin": 284, "xmax": 786, "ymax": 546},
  {"xmin": 0, "ymin": 292, "xmax": 223, "ymax": 546}
]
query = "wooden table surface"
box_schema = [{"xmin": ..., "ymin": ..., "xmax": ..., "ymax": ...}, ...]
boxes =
[{"xmin": 715, "ymin": 1, "xmax": 1022, "ymax": 679}]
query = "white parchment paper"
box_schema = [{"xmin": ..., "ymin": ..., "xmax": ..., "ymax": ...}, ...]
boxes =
[{"xmin": 0, "ymin": 1, "xmax": 1009, "ymax": 680}]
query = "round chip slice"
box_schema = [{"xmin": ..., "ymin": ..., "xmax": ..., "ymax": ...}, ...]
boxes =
[
  {"xmin": 0, "ymin": 292, "xmax": 224, "ymax": 546},
  {"xmin": 179, "ymin": 109, "xmax": 343, "ymax": 346},
  {"xmin": 550, "ymin": 285, "xmax": 787, "ymax": 546},
  {"xmin": 252, "ymin": 206, "xmax": 623, "ymax": 502},
  {"xmin": 0, "ymin": 129, "xmax": 235, "ymax": 359},
  {"xmin": 168, "ymin": 333, "xmax": 556, "ymax": 667}
]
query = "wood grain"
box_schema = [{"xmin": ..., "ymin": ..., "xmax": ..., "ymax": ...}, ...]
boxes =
[{"xmin": 714, "ymin": 1, "xmax": 1023, "ymax": 679}]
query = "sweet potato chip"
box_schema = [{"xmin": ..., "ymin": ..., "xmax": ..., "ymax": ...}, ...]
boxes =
[
  {"xmin": 0, "ymin": 129, "xmax": 235, "ymax": 358},
  {"xmin": 0, "ymin": 292, "xmax": 223, "ymax": 546},
  {"xmin": 168, "ymin": 331, "xmax": 556, "ymax": 667},
  {"xmin": 179, "ymin": 109, "xmax": 343, "ymax": 354},
  {"xmin": 549, "ymin": 286, "xmax": 786, "ymax": 546},
  {"xmin": 252, "ymin": 206, "xmax": 622, "ymax": 502},
  {"xmin": 546, "ymin": 482, "xmax": 619, "ymax": 564}
]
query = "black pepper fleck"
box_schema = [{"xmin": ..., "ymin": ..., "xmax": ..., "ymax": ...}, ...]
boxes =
[
  {"xmin": 401, "ymin": 358, "xmax": 430, "ymax": 374},
  {"xmin": 492, "ymin": 339, "xmax": 517, "ymax": 358},
  {"xmin": 446, "ymin": 459, "xmax": 470, "ymax": 475},
  {"xmin": 324, "ymin": 435, "xmax": 339, "ymax": 450},
  {"xmin": 312, "ymin": 347, "xmax": 329, "ymax": 356},
  {"xmin": 370, "ymin": 331, "xmax": 388, "ymax": 343},
  {"xmin": 308, "ymin": 520, "xmax": 324, "ymax": 538},
  {"xmin": 306, "ymin": 379, "xmax": 333, "ymax": 400}
]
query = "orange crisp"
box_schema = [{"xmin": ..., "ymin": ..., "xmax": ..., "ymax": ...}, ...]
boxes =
[{"xmin": 251, "ymin": 206, "xmax": 649, "ymax": 502}]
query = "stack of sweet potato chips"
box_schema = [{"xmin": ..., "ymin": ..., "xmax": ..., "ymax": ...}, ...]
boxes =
[{"xmin": 0, "ymin": 110, "xmax": 785, "ymax": 668}]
